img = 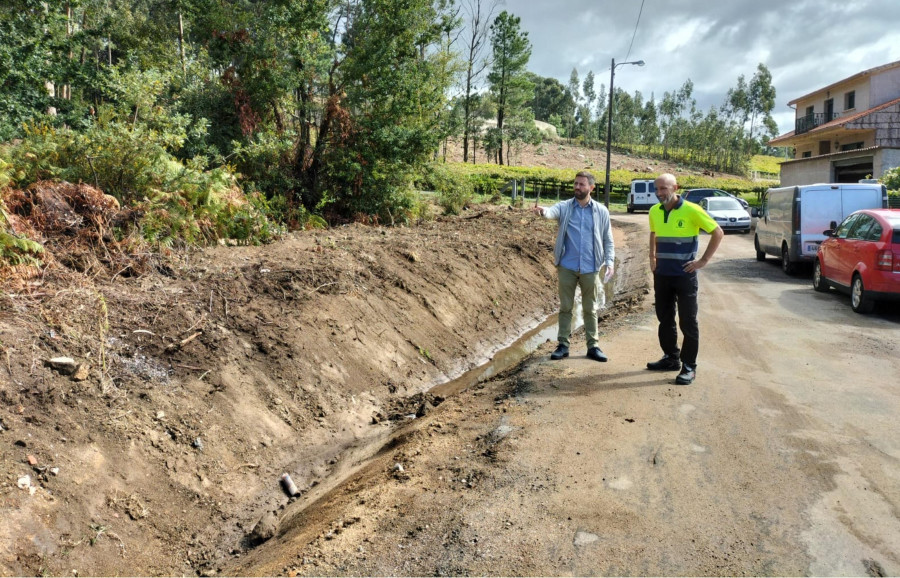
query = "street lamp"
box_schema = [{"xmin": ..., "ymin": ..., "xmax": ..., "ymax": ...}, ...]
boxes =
[{"xmin": 604, "ymin": 58, "xmax": 645, "ymax": 208}]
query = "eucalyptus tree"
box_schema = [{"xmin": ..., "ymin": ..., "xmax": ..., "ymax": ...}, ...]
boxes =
[
  {"xmin": 747, "ymin": 63, "xmax": 777, "ymax": 152},
  {"xmin": 639, "ymin": 96, "xmax": 660, "ymax": 146},
  {"xmin": 658, "ymin": 79, "xmax": 694, "ymax": 159},
  {"xmin": 594, "ymin": 82, "xmax": 607, "ymax": 142},
  {"xmin": 487, "ymin": 11, "xmax": 532, "ymax": 165},
  {"xmin": 581, "ymin": 70, "xmax": 595, "ymax": 144},
  {"xmin": 566, "ymin": 68, "xmax": 580, "ymax": 141}
]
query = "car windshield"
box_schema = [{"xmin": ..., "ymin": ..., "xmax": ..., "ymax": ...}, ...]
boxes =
[{"xmin": 706, "ymin": 198, "xmax": 742, "ymax": 211}]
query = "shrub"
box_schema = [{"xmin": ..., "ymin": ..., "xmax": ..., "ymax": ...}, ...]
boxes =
[
  {"xmin": 882, "ymin": 166, "xmax": 900, "ymax": 192},
  {"xmin": 3, "ymin": 117, "xmax": 280, "ymax": 248},
  {"xmin": 420, "ymin": 163, "xmax": 474, "ymax": 215}
]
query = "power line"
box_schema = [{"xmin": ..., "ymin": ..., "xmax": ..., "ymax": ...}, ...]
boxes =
[{"xmin": 623, "ymin": 0, "xmax": 646, "ymax": 64}]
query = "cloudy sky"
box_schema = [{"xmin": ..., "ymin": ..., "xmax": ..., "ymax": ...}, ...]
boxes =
[{"xmin": 495, "ymin": 0, "xmax": 900, "ymax": 136}]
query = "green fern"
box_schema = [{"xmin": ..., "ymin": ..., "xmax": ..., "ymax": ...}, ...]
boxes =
[{"xmin": 1, "ymin": 203, "xmax": 44, "ymax": 268}]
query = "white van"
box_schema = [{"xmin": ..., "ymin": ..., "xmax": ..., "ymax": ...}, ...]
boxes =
[
  {"xmin": 627, "ymin": 179, "xmax": 657, "ymax": 213},
  {"xmin": 753, "ymin": 183, "xmax": 888, "ymax": 274}
]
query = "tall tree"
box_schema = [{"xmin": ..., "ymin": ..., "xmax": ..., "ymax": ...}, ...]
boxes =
[
  {"xmin": 459, "ymin": 0, "xmax": 498, "ymax": 163},
  {"xmin": 566, "ymin": 68, "xmax": 580, "ymax": 141},
  {"xmin": 747, "ymin": 63, "xmax": 777, "ymax": 150},
  {"xmin": 528, "ymin": 72, "xmax": 572, "ymax": 125},
  {"xmin": 487, "ymin": 11, "xmax": 531, "ymax": 165},
  {"xmin": 594, "ymin": 82, "xmax": 607, "ymax": 142},
  {"xmin": 639, "ymin": 95, "xmax": 660, "ymax": 146},
  {"xmin": 581, "ymin": 70, "xmax": 595, "ymax": 144}
]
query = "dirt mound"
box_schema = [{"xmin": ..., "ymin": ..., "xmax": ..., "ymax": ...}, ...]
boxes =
[{"xmin": 1, "ymin": 193, "xmax": 652, "ymax": 575}]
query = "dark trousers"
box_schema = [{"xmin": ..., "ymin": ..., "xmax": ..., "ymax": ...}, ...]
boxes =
[{"xmin": 653, "ymin": 273, "xmax": 700, "ymax": 366}]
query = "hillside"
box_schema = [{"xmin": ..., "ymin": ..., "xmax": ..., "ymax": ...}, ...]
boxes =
[
  {"xmin": 443, "ymin": 139, "xmax": 748, "ymax": 180},
  {"xmin": 0, "ymin": 142, "xmax": 750, "ymax": 575}
]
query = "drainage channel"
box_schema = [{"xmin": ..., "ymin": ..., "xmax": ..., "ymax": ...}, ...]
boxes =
[
  {"xmin": 237, "ymin": 271, "xmax": 633, "ymax": 566},
  {"xmin": 430, "ymin": 304, "xmax": 579, "ymax": 397},
  {"xmin": 280, "ymin": 297, "xmax": 589, "ymax": 506},
  {"xmin": 431, "ymin": 276, "xmax": 618, "ymax": 398}
]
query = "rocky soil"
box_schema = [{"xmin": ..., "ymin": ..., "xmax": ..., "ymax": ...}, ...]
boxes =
[{"xmin": 1, "ymin": 142, "xmax": 657, "ymax": 576}]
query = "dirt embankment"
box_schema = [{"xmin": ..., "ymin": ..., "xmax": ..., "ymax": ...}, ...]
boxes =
[{"xmin": 1, "ymin": 189, "xmax": 649, "ymax": 576}]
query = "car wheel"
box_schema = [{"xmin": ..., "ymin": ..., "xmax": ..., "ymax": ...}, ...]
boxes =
[
  {"xmin": 851, "ymin": 274, "xmax": 875, "ymax": 313},
  {"xmin": 754, "ymin": 235, "xmax": 765, "ymax": 261},
  {"xmin": 813, "ymin": 260, "xmax": 829, "ymax": 292},
  {"xmin": 781, "ymin": 245, "xmax": 796, "ymax": 275}
]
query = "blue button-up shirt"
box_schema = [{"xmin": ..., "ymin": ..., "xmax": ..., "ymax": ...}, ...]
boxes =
[{"xmin": 559, "ymin": 202, "xmax": 597, "ymax": 273}]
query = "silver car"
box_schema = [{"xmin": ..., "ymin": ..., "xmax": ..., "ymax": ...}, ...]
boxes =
[{"xmin": 699, "ymin": 197, "xmax": 751, "ymax": 233}]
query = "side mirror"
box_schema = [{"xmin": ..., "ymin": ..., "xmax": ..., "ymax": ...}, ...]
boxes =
[
  {"xmin": 829, "ymin": 220, "xmax": 838, "ymax": 230},
  {"xmin": 751, "ymin": 207, "xmax": 759, "ymax": 218},
  {"xmin": 823, "ymin": 229, "xmax": 834, "ymax": 237}
]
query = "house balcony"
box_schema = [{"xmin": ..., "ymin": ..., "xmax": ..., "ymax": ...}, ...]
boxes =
[{"xmin": 795, "ymin": 112, "xmax": 840, "ymax": 135}]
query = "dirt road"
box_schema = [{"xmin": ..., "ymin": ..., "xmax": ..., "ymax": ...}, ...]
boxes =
[{"xmin": 230, "ymin": 214, "xmax": 900, "ymax": 576}]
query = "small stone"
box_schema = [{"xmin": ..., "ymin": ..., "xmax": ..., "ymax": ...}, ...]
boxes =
[
  {"xmin": 71, "ymin": 364, "xmax": 90, "ymax": 381},
  {"xmin": 46, "ymin": 357, "xmax": 78, "ymax": 376},
  {"xmin": 17, "ymin": 475, "xmax": 31, "ymax": 490},
  {"xmin": 26, "ymin": 455, "xmax": 38, "ymax": 466},
  {"xmin": 574, "ymin": 530, "xmax": 599, "ymax": 546},
  {"xmin": 392, "ymin": 463, "xmax": 404, "ymax": 473},
  {"xmin": 249, "ymin": 511, "xmax": 279, "ymax": 545},
  {"xmin": 156, "ymin": 411, "xmax": 165, "ymax": 420},
  {"xmin": 50, "ymin": 467, "xmax": 60, "ymax": 476}
]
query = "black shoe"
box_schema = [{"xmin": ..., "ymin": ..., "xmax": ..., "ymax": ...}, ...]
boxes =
[
  {"xmin": 675, "ymin": 364, "xmax": 696, "ymax": 385},
  {"xmin": 550, "ymin": 344, "xmax": 569, "ymax": 360},
  {"xmin": 647, "ymin": 355, "xmax": 681, "ymax": 371},
  {"xmin": 586, "ymin": 347, "xmax": 608, "ymax": 362}
]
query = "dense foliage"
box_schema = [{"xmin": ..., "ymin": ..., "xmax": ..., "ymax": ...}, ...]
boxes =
[{"xmin": 1, "ymin": 0, "xmax": 787, "ymax": 264}]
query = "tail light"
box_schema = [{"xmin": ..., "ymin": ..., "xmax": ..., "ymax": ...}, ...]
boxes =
[{"xmin": 875, "ymin": 250, "xmax": 895, "ymax": 271}]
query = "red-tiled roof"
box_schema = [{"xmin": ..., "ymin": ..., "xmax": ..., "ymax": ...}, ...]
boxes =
[
  {"xmin": 778, "ymin": 145, "xmax": 882, "ymax": 165},
  {"xmin": 787, "ymin": 59, "xmax": 900, "ymax": 106},
  {"xmin": 768, "ymin": 96, "xmax": 900, "ymax": 146}
]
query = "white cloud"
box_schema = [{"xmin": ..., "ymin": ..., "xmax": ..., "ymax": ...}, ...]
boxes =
[{"xmin": 488, "ymin": 0, "xmax": 900, "ymax": 134}]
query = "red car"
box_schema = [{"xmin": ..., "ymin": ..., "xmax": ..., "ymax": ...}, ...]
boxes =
[{"xmin": 814, "ymin": 209, "xmax": 900, "ymax": 313}]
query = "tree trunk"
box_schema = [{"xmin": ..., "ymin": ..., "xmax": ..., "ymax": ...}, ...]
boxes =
[{"xmin": 178, "ymin": 12, "xmax": 186, "ymax": 77}]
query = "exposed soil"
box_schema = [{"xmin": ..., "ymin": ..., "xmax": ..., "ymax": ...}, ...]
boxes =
[
  {"xmin": 443, "ymin": 138, "xmax": 741, "ymax": 179},
  {"xmin": 10, "ymin": 143, "xmax": 887, "ymax": 578},
  {"xmin": 0, "ymin": 144, "xmax": 653, "ymax": 577}
]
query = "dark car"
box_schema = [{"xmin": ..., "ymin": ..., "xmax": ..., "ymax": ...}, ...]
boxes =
[
  {"xmin": 682, "ymin": 188, "xmax": 750, "ymax": 210},
  {"xmin": 813, "ymin": 209, "xmax": 900, "ymax": 313}
]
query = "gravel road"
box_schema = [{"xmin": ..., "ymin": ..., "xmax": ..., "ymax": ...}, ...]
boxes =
[{"xmin": 230, "ymin": 213, "xmax": 900, "ymax": 577}]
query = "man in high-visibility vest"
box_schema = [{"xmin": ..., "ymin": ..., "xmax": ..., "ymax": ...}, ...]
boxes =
[{"xmin": 647, "ymin": 173, "xmax": 724, "ymax": 385}]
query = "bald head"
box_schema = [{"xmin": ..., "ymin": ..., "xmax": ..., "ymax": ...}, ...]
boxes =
[
  {"xmin": 654, "ymin": 173, "xmax": 679, "ymax": 208},
  {"xmin": 655, "ymin": 173, "xmax": 677, "ymax": 189}
]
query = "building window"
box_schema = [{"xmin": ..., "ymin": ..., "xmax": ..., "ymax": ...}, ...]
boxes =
[
  {"xmin": 805, "ymin": 105, "xmax": 814, "ymax": 117},
  {"xmin": 844, "ymin": 91, "xmax": 855, "ymax": 110},
  {"xmin": 802, "ymin": 151, "xmax": 812, "ymax": 158},
  {"xmin": 840, "ymin": 142, "xmax": 864, "ymax": 151}
]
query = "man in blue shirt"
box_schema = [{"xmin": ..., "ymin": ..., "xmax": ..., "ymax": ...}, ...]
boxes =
[{"xmin": 533, "ymin": 171, "xmax": 615, "ymax": 362}]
